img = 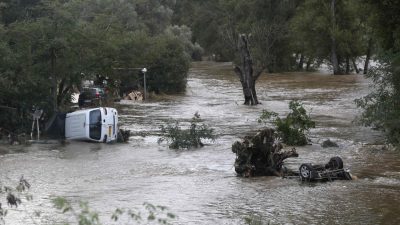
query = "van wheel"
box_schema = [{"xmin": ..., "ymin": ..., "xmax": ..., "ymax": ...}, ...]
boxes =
[{"xmin": 103, "ymin": 135, "xmax": 107, "ymax": 143}]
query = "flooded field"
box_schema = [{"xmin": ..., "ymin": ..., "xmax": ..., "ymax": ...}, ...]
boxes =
[{"xmin": 1, "ymin": 61, "xmax": 400, "ymax": 225}]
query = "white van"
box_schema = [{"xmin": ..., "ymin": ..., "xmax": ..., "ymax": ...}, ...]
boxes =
[{"xmin": 65, "ymin": 107, "xmax": 118, "ymax": 143}]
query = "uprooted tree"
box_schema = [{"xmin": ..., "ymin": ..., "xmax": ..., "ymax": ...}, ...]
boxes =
[{"xmin": 232, "ymin": 128, "xmax": 298, "ymax": 177}]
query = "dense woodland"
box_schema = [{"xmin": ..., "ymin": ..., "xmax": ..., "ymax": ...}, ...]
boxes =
[{"xmin": 0, "ymin": 0, "xmax": 399, "ymax": 146}]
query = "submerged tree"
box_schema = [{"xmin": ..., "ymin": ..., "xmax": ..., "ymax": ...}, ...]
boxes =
[
  {"xmin": 158, "ymin": 113, "xmax": 216, "ymax": 149},
  {"xmin": 259, "ymin": 100, "xmax": 315, "ymax": 146},
  {"xmin": 356, "ymin": 54, "xmax": 400, "ymax": 146},
  {"xmin": 356, "ymin": 0, "xmax": 400, "ymax": 147},
  {"xmin": 221, "ymin": 0, "xmax": 293, "ymax": 105},
  {"xmin": 233, "ymin": 34, "xmax": 263, "ymax": 105}
]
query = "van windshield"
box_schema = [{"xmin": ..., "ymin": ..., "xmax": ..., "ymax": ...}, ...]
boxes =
[{"xmin": 89, "ymin": 109, "xmax": 102, "ymax": 140}]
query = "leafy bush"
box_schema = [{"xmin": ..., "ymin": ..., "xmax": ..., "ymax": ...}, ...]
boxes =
[
  {"xmin": 355, "ymin": 53, "xmax": 400, "ymax": 147},
  {"xmin": 1, "ymin": 176, "xmax": 32, "ymax": 223},
  {"xmin": 53, "ymin": 197, "xmax": 176, "ymax": 225},
  {"xmin": 258, "ymin": 100, "xmax": 315, "ymax": 146},
  {"xmin": 158, "ymin": 113, "xmax": 216, "ymax": 149}
]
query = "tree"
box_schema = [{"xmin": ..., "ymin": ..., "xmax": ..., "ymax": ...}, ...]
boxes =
[
  {"xmin": 290, "ymin": 0, "xmax": 366, "ymax": 75},
  {"xmin": 0, "ymin": 0, "xmax": 191, "ymax": 134},
  {"xmin": 258, "ymin": 100, "xmax": 315, "ymax": 146},
  {"xmin": 158, "ymin": 113, "xmax": 216, "ymax": 149},
  {"xmin": 356, "ymin": 0, "xmax": 400, "ymax": 147},
  {"xmin": 232, "ymin": 33, "xmax": 274, "ymax": 105},
  {"xmin": 220, "ymin": 0, "xmax": 296, "ymax": 105},
  {"xmin": 172, "ymin": 0, "xmax": 232, "ymax": 61}
]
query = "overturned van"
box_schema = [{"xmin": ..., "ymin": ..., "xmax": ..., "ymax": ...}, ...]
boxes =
[{"xmin": 65, "ymin": 107, "xmax": 118, "ymax": 143}]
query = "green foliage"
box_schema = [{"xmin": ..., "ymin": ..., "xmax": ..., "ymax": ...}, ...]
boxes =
[
  {"xmin": 53, "ymin": 198, "xmax": 176, "ymax": 225},
  {"xmin": 172, "ymin": 0, "xmax": 233, "ymax": 61},
  {"xmin": 365, "ymin": 0, "xmax": 400, "ymax": 52},
  {"xmin": 0, "ymin": 0, "xmax": 192, "ymax": 133},
  {"xmin": 158, "ymin": 112, "xmax": 216, "ymax": 149},
  {"xmin": 289, "ymin": 0, "xmax": 373, "ymax": 73},
  {"xmin": 164, "ymin": 25, "xmax": 204, "ymax": 61},
  {"xmin": 244, "ymin": 214, "xmax": 270, "ymax": 225},
  {"xmin": 356, "ymin": 53, "xmax": 400, "ymax": 147},
  {"xmin": 259, "ymin": 101, "xmax": 315, "ymax": 146},
  {"xmin": 221, "ymin": 0, "xmax": 299, "ymax": 71},
  {"xmin": 145, "ymin": 34, "xmax": 190, "ymax": 94},
  {"xmin": 53, "ymin": 197, "xmax": 101, "ymax": 225},
  {"xmin": 0, "ymin": 176, "xmax": 32, "ymax": 223},
  {"xmin": 355, "ymin": 1, "xmax": 400, "ymax": 148},
  {"xmin": 173, "ymin": 0, "xmax": 299, "ymax": 66}
]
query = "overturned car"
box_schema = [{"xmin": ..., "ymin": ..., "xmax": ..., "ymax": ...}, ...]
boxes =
[{"xmin": 297, "ymin": 156, "xmax": 352, "ymax": 181}]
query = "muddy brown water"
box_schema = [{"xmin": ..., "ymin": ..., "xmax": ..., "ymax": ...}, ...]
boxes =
[{"xmin": 1, "ymin": 61, "xmax": 400, "ymax": 225}]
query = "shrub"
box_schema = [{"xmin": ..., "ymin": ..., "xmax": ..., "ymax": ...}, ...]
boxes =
[
  {"xmin": 258, "ymin": 100, "xmax": 315, "ymax": 146},
  {"xmin": 1, "ymin": 176, "xmax": 32, "ymax": 223},
  {"xmin": 53, "ymin": 197, "xmax": 176, "ymax": 225},
  {"xmin": 158, "ymin": 113, "xmax": 216, "ymax": 149},
  {"xmin": 355, "ymin": 53, "xmax": 400, "ymax": 148}
]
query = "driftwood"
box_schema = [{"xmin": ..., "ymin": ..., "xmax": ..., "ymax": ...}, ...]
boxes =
[{"xmin": 232, "ymin": 128, "xmax": 298, "ymax": 177}]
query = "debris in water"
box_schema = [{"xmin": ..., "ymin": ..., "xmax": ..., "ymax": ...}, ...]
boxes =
[
  {"xmin": 298, "ymin": 156, "xmax": 353, "ymax": 181},
  {"xmin": 232, "ymin": 128, "xmax": 298, "ymax": 177},
  {"xmin": 117, "ymin": 129, "xmax": 131, "ymax": 142},
  {"xmin": 321, "ymin": 139, "xmax": 339, "ymax": 148}
]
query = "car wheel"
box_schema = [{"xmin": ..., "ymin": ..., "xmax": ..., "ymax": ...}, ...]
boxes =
[
  {"xmin": 327, "ymin": 156, "xmax": 344, "ymax": 169},
  {"xmin": 299, "ymin": 163, "xmax": 315, "ymax": 180}
]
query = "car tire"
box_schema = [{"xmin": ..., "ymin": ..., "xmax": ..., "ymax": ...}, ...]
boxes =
[
  {"xmin": 299, "ymin": 163, "xmax": 315, "ymax": 181},
  {"xmin": 327, "ymin": 156, "xmax": 344, "ymax": 169}
]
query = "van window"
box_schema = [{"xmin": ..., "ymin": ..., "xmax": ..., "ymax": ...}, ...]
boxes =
[{"xmin": 89, "ymin": 109, "xmax": 102, "ymax": 140}]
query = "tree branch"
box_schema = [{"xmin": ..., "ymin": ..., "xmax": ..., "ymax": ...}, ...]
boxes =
[
  {"xmin": 234, "ymin": 66, "xmax": 244, "ymax": 82},
  {"xmin": 253, "ymin": 68, "xmax": 265, "ymax": 80}
]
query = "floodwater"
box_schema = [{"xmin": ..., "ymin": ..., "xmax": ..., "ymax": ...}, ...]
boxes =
[{"xmin": 1, "ymin": 61, "xmax": 400, "ymax": 225}]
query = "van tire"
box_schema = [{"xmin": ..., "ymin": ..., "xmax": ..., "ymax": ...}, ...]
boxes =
[{"xmin": 103, "ymin": 135, "xmax": 107, "ymax": 143}]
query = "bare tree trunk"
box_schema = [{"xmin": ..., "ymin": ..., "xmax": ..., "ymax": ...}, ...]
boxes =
[
  {"xmin": 50, "ymin": 47, "xmax": 58, "ymax": 111},
  {"xmin": 234, "ymin": 34, "xmax": 261, "ymax": 105},
  {"xmin": 298, "ymin": 54, "xmax": 304, "ymax": 70},
  {"xmin": 330, "ymin": 0, "xmax": 341, "ymax": 75},
  {"xmin": 294, "ymin": 52, "xmax": 299, "ymax": 69},
  {"xmin": 364, "ymin": 38, "xmax": 373, "ymax": 74},
  {"xmin": 345, "ymin": 56, "xmax": 350, "ymax": 74},
  {"xmin": 306, "ymin": 57, "xmax": 313, "ymax": 71},
  {"xmin": 352, "ymin": 58, "xmax": 360, "ymax": 74}
]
